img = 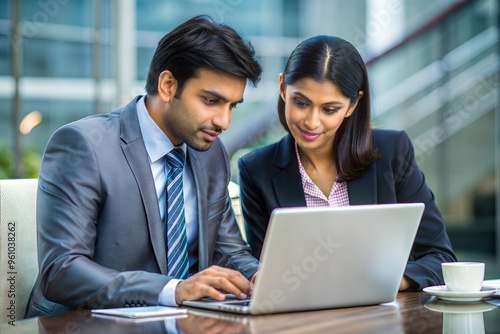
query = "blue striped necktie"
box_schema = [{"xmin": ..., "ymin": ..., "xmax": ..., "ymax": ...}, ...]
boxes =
[{"xmin": 165, "ymin": 148, "xmax": 189, "ymax": 279}]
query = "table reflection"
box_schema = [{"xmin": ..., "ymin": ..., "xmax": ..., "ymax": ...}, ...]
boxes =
[
  {"xmin": 37, "ymin": 309, "xmax": 247, "ymax": 334},
  {"xmin": 177, "ymin": 311, "xmax": 247, "ymax": 334},
  {"xmin": 184, "ymin": 302, "xmax": 402, "ymax": 334},
  {"xmin": 38, "ymin": 310, "xmax": 177, "ymax": 334},
  {"xmin": 425, "ymin": 298, "xmax": 498, "ymax": 334},
  {"xmin": 2, "ymin": 293, "xmax": 456, "ymax": 334}
]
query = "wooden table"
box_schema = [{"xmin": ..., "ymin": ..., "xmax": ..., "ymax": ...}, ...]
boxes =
[{"xmin": 2, "ymin": 292, "xmax": 499, "ymax": 333}]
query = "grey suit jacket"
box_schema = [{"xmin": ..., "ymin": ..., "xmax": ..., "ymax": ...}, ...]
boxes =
[
  {"xmin": 25, "ymin": 96, "xmax": 258, "ymax": 317},
  {"xmin": 238, "ymin": 130, "xmax": 456, "ymax": 290}
]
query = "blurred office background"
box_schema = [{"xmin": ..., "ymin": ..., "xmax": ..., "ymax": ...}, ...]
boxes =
[{"xmin": 0, "ymin": 0, "xmax": 499, "ymax": 275}]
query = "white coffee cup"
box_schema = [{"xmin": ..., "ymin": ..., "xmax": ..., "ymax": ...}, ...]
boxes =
[{"xmin": 442, "ymin": 262, "xmax": 485, "ymax": 292}]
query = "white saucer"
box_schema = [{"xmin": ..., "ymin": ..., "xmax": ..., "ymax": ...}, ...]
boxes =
[
  {"xmin": 425, "ymin": 299, "xmax": 498, "ymax": 313},
  {"xmin": 423, "ymin": 285, "xmax": 497, "ymax": 302}
]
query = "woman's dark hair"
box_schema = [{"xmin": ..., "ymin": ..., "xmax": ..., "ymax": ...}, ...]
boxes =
[
  {"xmin": 146, "ymin": 15, "xmax": 261, "ymax": 96},
  {"xmin": 278, "ymin": 35, "xmax": 379, "ymax": 181}
]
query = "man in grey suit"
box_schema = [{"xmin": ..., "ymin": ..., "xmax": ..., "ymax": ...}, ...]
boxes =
[{"xmin": 25, "ymin": 15, "xmax": 261, "ymax": 317}]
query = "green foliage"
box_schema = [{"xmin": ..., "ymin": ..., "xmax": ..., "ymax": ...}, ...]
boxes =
[
  {"xmin": 23, "ymin": 146, "xmax": 42, "ymax": 178},
  {"xmin": 0, "ymin": 145, "xmax": 13, "ymax": 179},
  {"xmin": 0, "ymin": 144, "xmax": 41, "ymax": 179}
]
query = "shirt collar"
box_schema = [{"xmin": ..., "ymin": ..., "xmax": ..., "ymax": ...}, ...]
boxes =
[
  {"xmin": 136, "ymin": 95, "xmax": 187, "ymax": 163},
  {"xmin": 294, "ymin": 140, "xmax": 343, "ymax": 191}
]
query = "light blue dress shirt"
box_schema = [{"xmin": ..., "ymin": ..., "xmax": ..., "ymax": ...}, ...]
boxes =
[{"xmin": 136, "ymin": 96, "xmax": 199, "ymax": 306}]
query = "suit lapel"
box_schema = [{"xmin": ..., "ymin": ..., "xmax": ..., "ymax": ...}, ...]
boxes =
[
  {"xmin": 272, "ymin": 168, "xmax": 306, "ymax": 207},
  {"xmin": 347, "ymin": 162, "xmax": 377, "ymax": 205},
  {"xmin": 120, "ymin": 97, "xmax": 168, "ymax": 274},
  {"xmin": 272, "ymin": 135, "xmax": 307, "ymax": 207},
  {"xmin": 186, "ymin": 149, "xmax": 210, "ymax": 270}
]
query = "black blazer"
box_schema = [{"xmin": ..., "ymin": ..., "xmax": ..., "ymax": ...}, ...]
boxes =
[{"xmin": 238, "ymin": 129, "xmax": 456, "ymax": 290}]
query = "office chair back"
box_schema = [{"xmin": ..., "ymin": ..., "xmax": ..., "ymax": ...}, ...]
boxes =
[{"xmin": 0, "ymin": 178, "xmax": 38, "ymax": 322}]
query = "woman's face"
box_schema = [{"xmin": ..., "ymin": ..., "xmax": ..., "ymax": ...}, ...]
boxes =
[{"xmin": 279, "ymin": 74, "xmax": 362, "ymax": 154}]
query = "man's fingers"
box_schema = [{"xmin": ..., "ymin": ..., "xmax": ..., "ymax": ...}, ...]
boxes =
[
  {"xmin": 196, "ymin": 266, "xmax": 250, "ymax": 296},
  {"xmin": 175, "ymin": 265, "xmax": 251, "ymax": 304},
  {"xmin": 203, "ymin": 286, "xmax": 227, "ymax": 301},
  {"xmin": 211, "ymin": 271, "xmax": 249, "ymax": 297},
  {"xmin": 176, "ymin": 280, "xmax": 225, "ymax": 304}
]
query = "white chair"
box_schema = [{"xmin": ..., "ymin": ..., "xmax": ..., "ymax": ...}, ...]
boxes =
[{"xmin": 0, "ymin": 179, "xmax": 38, "ymax": 322}]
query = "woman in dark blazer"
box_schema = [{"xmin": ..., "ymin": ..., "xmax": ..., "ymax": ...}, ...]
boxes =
[{"xmin": 238, "ymin": 35, "xmax": 456, "ymax": 291}]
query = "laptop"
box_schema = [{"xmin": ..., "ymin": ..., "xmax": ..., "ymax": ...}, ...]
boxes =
[{"xmin": 182, "ymin": 203, "xmax": 424, "ymax": 315}]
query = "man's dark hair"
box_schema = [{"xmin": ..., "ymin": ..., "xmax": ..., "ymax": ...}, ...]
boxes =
[{"xmin": 146, "ymin": 15, "xmax": 262, "ymax": 96}]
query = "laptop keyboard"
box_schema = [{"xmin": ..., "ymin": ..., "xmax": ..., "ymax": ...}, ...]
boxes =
[
  {"xmin": 200, "ymin": 294, "xmax": 251, "ymax": 306},
  {"xmin": 224, "ymin": 301, "xmax": 251, "ymax": 306}
]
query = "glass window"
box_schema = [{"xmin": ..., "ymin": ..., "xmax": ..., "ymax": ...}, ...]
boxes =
[
  {"xmin": 0, "ymin": 35, "xmax": 9, "ymax": 75},
  {"xmin": 23, "ymin": 39, "xmax": 92, "ymax": 77},
  {"xmin": 21, "ymin": 0, "xmax": 92, "ymax": 27}
]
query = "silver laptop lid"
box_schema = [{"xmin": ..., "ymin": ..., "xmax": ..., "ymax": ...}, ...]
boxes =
[{"xmin": 249, "ymin": 203, "xmax": 424, "ymax": 314}]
